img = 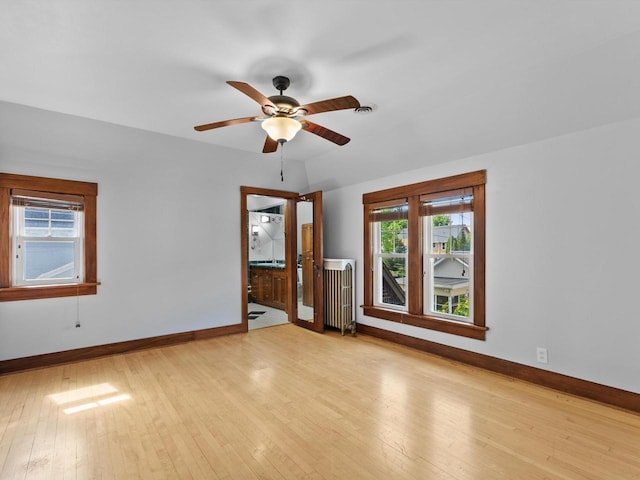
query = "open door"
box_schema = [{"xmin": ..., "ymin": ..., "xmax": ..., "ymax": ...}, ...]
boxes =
[
  {"xmin": 241, "ymin": 186, "xmax": 324, "ymax": 333},
  {"xmin": 293, "ymin": 191, "xmax": 324, "ymax": 332}
]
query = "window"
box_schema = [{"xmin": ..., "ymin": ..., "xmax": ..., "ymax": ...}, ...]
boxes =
[
  {"xmin": 371, "ymin": 202, "xmax": 408, "ymax": 309},
  {"xmin": 423, "ymin": 192, "xmax": 473, "ymax": 322},
  {"xmin": 363, "ymin": 170, "xmax": 486, "ymax": 340},
  {"xmin": 12, "ymin": 194, "xmax": 84, "ymax": 286},
  {"xmin": 0, "ymin": 173, "xmax": 98, "ymax": 301}
]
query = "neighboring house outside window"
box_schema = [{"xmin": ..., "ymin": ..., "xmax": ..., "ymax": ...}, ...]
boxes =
[
  {"xmin": 0, "ymin": 173, "xmax": 98, "ymax": 302},
  {"xmin": 363, "ymin": 170, "xmax": 486, "ymax": 340}
]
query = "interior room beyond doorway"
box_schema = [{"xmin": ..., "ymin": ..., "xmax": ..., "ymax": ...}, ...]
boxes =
[{"xmin": 246, "ymin": 194, "xmax": 288, "ymax": 330}]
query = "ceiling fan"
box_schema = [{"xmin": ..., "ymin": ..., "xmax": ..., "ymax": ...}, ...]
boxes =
[{"xmin": 194, "ymin": 75, "xmax": 361, "ymax": 153}]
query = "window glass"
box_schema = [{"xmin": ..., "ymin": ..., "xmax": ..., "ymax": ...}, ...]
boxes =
[
  {"xmin": 24, "ymin": 207, "xmax": 77, "ymax": 237},
  {"xmin": 13, "ymin": 205, "xmax": 83, "ymax": 286},
  {"xmin": 23, "ymin": 241, "xmax": 76, "ymax": 281},
  {"xmin": 424, "ymin": 197, "xmax": 474, "ymax": 323},
  {"xmin": 371, "ymin": 204, "xmax": 408, "ymax": 309}
]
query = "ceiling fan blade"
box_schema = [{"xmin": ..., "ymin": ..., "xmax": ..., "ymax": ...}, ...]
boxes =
[
  {"xmin": 300, "ymin": 121, "xmax": 351, "ymax": 146},
  {"xmin": 227, "ymin": 81, "xmax": 275, "ymax": 111},
  {"xmin": 298, "ymin": 95, "xmax": 360, "ymax": 116},
  {"xmin": 262, "ymin": 135, "xmax": 278, "ymax": 153},
  {"xmin": 194, "ymin": 116, "xmax": 256, "ymax": 132}
]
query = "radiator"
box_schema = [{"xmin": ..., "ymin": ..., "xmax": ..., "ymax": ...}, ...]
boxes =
[{"xmin": 323, "ymin": 259, "xmax": 356, "ymax": 336}]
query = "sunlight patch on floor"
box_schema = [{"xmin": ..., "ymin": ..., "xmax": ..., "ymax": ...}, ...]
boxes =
[
  {"xmin": 48, "ymin": 382, "xmax": 118, "ymax": 405},
  {"xmin": 48, "ymin": 382, "xmax": 131, "ymax": 414}
]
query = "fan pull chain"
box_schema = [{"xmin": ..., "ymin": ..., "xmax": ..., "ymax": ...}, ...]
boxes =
[{"xmin": 280, "ymin": 141, "xmax": 285, "ymax": 182}]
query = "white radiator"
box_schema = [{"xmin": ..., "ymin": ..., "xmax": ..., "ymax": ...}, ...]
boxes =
[{"xmin": 323, "ymin": 259, "xmax": 356, "ymax": 336}]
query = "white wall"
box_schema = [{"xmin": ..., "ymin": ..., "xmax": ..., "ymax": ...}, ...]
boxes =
[
  {"xmin": 324, "ymin": 117, "xmax": 640, "ymax": 394},
  {"xmin": 248, "ymin": 212, "xmax": 285, "ymax": 262},
  {"xmin": 3, "ymin": 101, "xmax": 640, "ymax": 396},
  {"xmin": 0, "ymin": 103, "xmax": 309, "ymax": 360}
]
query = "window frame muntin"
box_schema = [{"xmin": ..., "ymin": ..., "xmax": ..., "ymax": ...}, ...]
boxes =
[
  {"xmin": 363, "ymin": 170, "xmax": 486, "ymax": 340},
  {"xmin": 0, "ymin": 173, "xmax": 98, "ymax": 302}
]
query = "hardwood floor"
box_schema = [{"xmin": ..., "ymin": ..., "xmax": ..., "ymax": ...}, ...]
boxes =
[{"xmin": 1, "ymin": 325, "xmax": 639, "ymax": 479}]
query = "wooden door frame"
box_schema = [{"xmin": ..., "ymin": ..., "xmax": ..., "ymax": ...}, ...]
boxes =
[{"xmin": 240, "ymin": 186, "xmax": 298, "ymax": 331}]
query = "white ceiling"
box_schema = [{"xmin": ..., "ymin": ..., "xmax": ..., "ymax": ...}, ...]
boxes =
[{"xmin": 2, "ymin": 1, "xmax": 640, "ymax": 190}]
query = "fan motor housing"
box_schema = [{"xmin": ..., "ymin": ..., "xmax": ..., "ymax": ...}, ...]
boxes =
[{"xmin": 267, "ymin": 95, "xmax": 300, "ymax": 115}]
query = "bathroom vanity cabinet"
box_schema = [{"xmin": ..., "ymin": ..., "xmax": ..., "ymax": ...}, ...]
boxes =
[{"xmin": 251, "ymin": 266, "xmax": 287, "ymax": 311}]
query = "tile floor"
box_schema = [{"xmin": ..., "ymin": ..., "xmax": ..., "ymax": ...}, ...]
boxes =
[
  {"xmin": 247, "ymin": 302, "xmax": 316, "ymax": 330},
  {"xmin": 247, "ymin": 303, "xmax": 288, "ymax": 330}
]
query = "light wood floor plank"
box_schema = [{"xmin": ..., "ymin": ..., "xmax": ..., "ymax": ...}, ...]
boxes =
[{"xmin": 1, "ymin": 324, "xmax": 639, "ymax": 479}]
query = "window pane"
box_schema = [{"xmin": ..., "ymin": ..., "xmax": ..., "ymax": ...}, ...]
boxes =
[
  {"xmin": 25, "ymin": 207, "xmax": 48, "ymax": 219},
  {"xmin": 380, "ymin": 256, "xmax": 407, "ymax": 307},
  {"xmin": 23, "ymin": 241, "xmax": 75, "ymax": 280},
  {"xmin": 372, "ymin": 204, "xmax": 408, "ymax": 310},
  {"xmin": 24, "ymin": 207, "xmax": 50, "ymax": 236},
  {"xmin": 425, "ymin": 207, "xmax": 473, "ymax": 322},
  {"xmin": 431, "ymin": 213, "xmax": 472, "ymax": 253},
  {"xmin": 51, "ymin": 210, "xmax": 75, "ymax": 236},
  {"xmin": 23, "ymin": 207, "xmax": 77, "ymax": 237},
  {"xmin": 380, "ymin": 220, "xmax": 408, "ymax": 254},
  {"xmin": 51, "ymin": 210, "xmax": 74, "ymax": 220},
  {"xmin": 429, "ymin": 256, "xmax": 471, "ymax": 320},
  {"xmin": 51, "ymin": 220, "xmax": 76, "ymax": 237}
]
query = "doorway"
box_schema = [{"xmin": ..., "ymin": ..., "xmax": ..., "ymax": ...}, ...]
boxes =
[
  {"xmin": 240, "ymin": 186, "xmax": 324, "ymax": 332},
  {"xmin": 245, "ymin": 193, "xmax": 289, "ymax": 330}
]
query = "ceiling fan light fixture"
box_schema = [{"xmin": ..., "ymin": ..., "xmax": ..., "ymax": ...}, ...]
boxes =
[
  {"xmin": 194, "ymin": 77, "xmax": 359, "ymax": 154},
  {"xmin": 261, "ymin": 116, "xmax": 302, "ymax": 143}
]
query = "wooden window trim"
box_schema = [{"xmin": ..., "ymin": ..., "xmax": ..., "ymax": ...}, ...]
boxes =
[
  {"xmin": 363, "ymin": 170, "xmax": 487, "ymax": 340},
  {"xmin": 362, "ymin": 306, "xmax": 488, "ymax": 340},
  {"xmin": 0, "ymin": 173, "xmax": 99, "ymax": 302}
]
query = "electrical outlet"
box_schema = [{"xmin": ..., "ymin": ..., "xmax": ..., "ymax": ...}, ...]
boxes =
[{"xmin": 536, "ymin": 347, "xmax": 548, "ymax": 364}]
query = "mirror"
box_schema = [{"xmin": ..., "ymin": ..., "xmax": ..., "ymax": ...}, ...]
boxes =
[{"xmin": 297, "ymin": 200, "xmax": 314, "ymax": 322}]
